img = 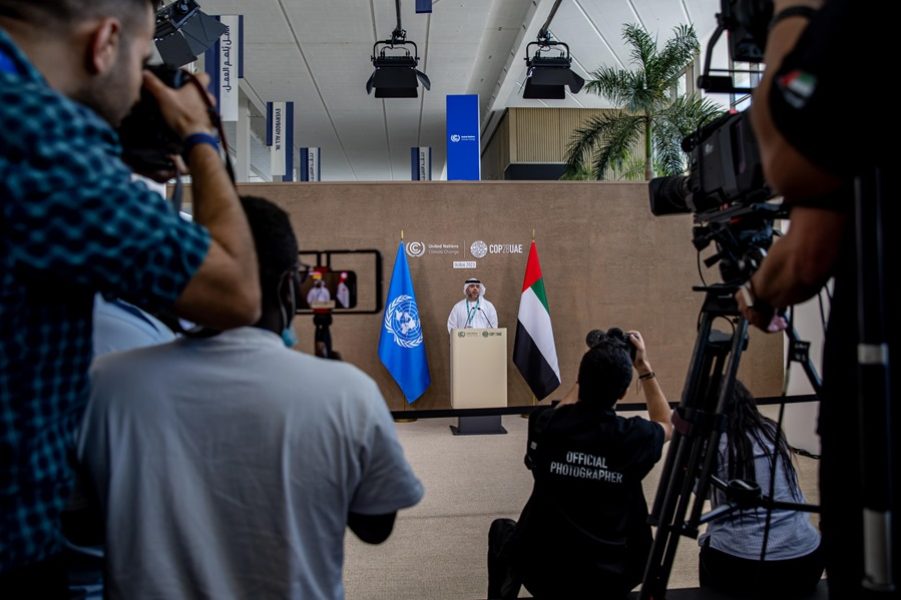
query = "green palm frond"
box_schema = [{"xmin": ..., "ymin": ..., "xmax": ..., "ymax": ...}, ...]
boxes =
[
  {"xmin": 623, "ymin": 24, "xmax": 656, "ymax": 72},
  {"xmin": 653, "ymin": 94, "xmax": 724, "ymax": 175},
  {"xmin": 564, "ymin": 112, "xmax": 623, "ymax": 175},
  {"xmin": 652, "ymin": 119, "xmax": 687, "ymax": 176},
  {"xmin": 657, "ymin": 94, "xmax": 723, "ymax": 137},
  {"xmin": 571, "ymin": 22, "xmax": 708, "ymax": 180},
  {"xmin": 656, "ymin": 24, "xmax": 700, "ymax": 86},
  {"xmin": 584, "ymin": 67, "xmax": 636, "ymax": 106},
  {"xmin": 591, "ymin": 114, "xmax": 644, "ymax": 180}
]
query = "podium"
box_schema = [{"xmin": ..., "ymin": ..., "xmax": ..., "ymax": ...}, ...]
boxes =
[{"xmin": 449, "ymin": 328, "xmax": 507, "ymax": 435}]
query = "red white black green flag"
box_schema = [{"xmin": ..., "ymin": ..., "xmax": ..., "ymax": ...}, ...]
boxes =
[{"xmin": 513, "ymin": 241, "xmax": 561, "ymax": 399}]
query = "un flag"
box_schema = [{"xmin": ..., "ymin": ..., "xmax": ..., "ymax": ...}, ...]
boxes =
[{"xmin": 378, "ymin": 243, "xmax": 431, "ymax": 403}]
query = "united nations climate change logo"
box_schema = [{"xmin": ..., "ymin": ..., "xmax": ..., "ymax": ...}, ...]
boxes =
[
  {"xmin": 470, "ymin": 240, "xmax": 488, "ymax": 259},
  {"xmin": 385, "ymin": 295, "xmax": 424, "ymax": 348},
  {"xmin": 450, "ymin": 134, "xmax": 461, "ymax": 143},
  {"xmin": 406, "ymin": 241, "xmax": 425, "ymax": 257}
]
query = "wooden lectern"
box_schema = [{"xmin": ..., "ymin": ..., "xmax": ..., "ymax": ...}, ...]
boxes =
[{"xmin": 449, "ymin": 328, "xmax": 507, "ymax": 434}]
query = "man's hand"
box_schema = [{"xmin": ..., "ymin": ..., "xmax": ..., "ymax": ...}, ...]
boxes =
[
  {"xmin": 735, "ymin": 283, "xmax": 788, "ymax": 333},
  {"xmin": 143, "ymin": 70, "xmax": 216, "ymax": 139}
]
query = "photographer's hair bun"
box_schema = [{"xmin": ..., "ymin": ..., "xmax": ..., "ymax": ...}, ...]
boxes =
[{"xmin": 585, "ymin": 329, "xmax": 604, "ymax": 348}]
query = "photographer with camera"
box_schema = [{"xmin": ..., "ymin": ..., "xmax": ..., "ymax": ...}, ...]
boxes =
[
  {"xmin": 735, "ymin": 0, "xmax": 898, "ymax": 596},
  {"xmin": 1, "ymin": 0, "xmax": 260, "ymax": 592},
  {"xmin": 487, "ymin": 329, "xmax": 672, "ymax": 599}
]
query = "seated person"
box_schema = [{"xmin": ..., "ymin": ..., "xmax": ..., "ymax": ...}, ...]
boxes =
[
  {"xmin": 698, "ymin": 381, "xmax": 823, "ymax": 597},
  {"xmin": 77, "ymin": 196, "xmax": 423, "ymax": 599},
  {"xmin": 488, "ymin": 329, "xmax": 672, "ymax": 599}
]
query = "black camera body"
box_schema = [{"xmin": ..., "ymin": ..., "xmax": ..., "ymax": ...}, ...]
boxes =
[
  {"xmin": 117, "ymin": 64, "xmax": 190, "ymax": 174},
  {"xmin": 648, "ymin": 109, "xmax": 770, "ymax": 216},
  {"xmin": 587, "ymin": 328, "xmax": 637, "ymax": 363}
]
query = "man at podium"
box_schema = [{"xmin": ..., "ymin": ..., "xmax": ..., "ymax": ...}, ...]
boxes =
[{"xmin": 447, "ymin": 277, "xmax": 498, "ymax": 332}]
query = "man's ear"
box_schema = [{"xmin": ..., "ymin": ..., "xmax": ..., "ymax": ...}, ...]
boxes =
[
  {"xmin": 278, "ymin": 271, "xmax": 297, "ymax": 314},
  {"xmin": 85, "ymin": 17, "xmax": 122, "ymax": 75}
]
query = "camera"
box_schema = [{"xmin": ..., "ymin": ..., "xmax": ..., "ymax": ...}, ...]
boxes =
[
  {"xmin": 117, "ymin": 64, "xmax": 190, "ymax": 175},
  {"xmin": 648, "ymin": 109, "xmax": 770, "ymax": 217},
  {"xmin": 645, "ymin": 0, "xmax": 782, "ymax": 287},
  {"xmin": 587, "ymin": 328, "xmax": 637, "ymax": 363}
]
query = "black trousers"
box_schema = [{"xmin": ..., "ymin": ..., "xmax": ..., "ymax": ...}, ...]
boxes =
[
  {"xmin": 699, "ymin": 542, "xmax": 824, "ymax": 598},
  {"xmin": 487, "ymin": 518, "xmax": 523, "ymax": 600},
  {"xmin": 0, "ymin": 554, "xmax": 68, "ymax": 599}
]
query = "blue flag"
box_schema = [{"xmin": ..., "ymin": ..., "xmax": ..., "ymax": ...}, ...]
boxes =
[{"xmin": 379, "ymin": 243, "xmax": 431, "ymax": 403}]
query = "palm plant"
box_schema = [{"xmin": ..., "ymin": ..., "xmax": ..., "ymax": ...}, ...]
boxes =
[{"xmin": 564, "ymin": 23, "xmax": 722, "ymax": 180}]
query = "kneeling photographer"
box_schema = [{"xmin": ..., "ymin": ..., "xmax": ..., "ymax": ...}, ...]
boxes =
[
  {"xmin": 735, "ymin": 0, "xmax": 898, "ymax": 596},
  {"xmin": 1, "ymin": 0, "xmax": 258, "ymax": 591},
  {"xmin": 487, "ymin": 329, "xmax": 672, "ymax": 599}
]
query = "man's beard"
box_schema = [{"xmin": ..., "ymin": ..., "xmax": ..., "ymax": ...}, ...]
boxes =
[{"xmin": 73, "ymin": 51, "xmax": 135, "ymax": 126}]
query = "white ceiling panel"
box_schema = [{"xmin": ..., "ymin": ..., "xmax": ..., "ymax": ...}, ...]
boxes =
[{"xmin": 195, "ymin": 0, "xmax": 719, "ymax": 180}]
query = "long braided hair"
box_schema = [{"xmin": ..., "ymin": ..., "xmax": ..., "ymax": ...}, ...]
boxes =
[{"xmin": 722, "ymin": 381, "xmax": 800, "ymax": 498}]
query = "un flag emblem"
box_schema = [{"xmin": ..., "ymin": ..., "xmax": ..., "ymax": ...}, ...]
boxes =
[{"xmin": 384, "ymin": 295, "xmax": 424, "ymax": 348}]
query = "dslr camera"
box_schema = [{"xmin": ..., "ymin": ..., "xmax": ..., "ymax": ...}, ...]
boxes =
[
  {"xmin": 587, "ymin": 328, "xmax": 637, "ymax": 363},
  {"xmin": 118, "ymin": 64, "xmax": 191, "ymax": 175}
]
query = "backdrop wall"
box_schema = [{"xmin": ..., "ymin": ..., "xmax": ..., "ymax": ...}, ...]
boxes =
[{"xmin": 187, "ymin": 181, "xmax": 783, "ymax": 411}]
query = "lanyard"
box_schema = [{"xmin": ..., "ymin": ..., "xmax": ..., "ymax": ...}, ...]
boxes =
[{"xmin": 465, "ymin": 299, "xmax": 480, "ymax": 328}]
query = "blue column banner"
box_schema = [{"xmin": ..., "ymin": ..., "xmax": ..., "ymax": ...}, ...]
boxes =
[
  {"xmin": 446, "ymin": 94, "xmax": 480, "ymax": 181},
  {"xmin": 410, "ymin": 146, "xmax": 431, "ymax": 180},
  {"xmin": 266, "ymin": 101, "xmax": 294, "ymax": 181},
  {"xmin": 415, "ymin": 0, "xmax": 432, "ymax": 13},
  {"xmin": 203, "ymin": 15, "xmax": 243, "ymax": 122},
  {"xmin": 300, "ymin": 147, "xmax": 321, "ymax": 182}
]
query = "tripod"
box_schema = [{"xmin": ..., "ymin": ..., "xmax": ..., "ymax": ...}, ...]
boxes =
[{"xmin": 638, "ymin": 284, "xmax": 821, "ymax": 599}]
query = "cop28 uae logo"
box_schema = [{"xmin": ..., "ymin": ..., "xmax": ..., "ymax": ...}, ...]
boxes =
[
  {"xmin": 384, "ymin": 295, "xmax": 424, "ymax": 348},
  {"xmin": 405, "ymin": 241, "xmax": 425, "ymax": 257},
  {"xmin": 470, "ymin": 240, "xmax": 488, "ymax": 259},
  {"xmin": 450, "ymin": 134, "xmax": 461, "ymax": 143}
]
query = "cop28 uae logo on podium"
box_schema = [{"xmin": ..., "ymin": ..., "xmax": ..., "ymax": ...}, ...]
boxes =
[{"xmin": 384, "ymin": 295, "xmax": 424, "ymax": 348}]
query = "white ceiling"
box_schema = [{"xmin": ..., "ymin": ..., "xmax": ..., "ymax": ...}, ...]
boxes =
[{"xmin": 197, "ymin": 0, "xmax": 723, "ymax": 181}]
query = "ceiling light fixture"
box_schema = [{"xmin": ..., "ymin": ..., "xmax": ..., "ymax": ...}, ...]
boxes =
[
  {"xmin": 154, "ymin": 0, "xmax": 226, "ymax": 67},
  {"xmin": 522, "ymin": 0, "xmax": 584, "ymax": 99},
  {"xmin": 366, "ymin": 0, "xmax": 430, "ymax": 98}
]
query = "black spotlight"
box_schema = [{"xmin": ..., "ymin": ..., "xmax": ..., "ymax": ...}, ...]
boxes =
[
  {"xmin": 366, "ymin": 41, "xmax": 431, "ymax": 98},
  {"xmin": 365, "ymin": 1, "xmax": 430, "ymax": 98},
  {"xmin": 523, "ymin": 39, "xmax": 584, "ymax": 99},
  {"xmin": 154, "ymin": 0, "xmax": 227, "ymax": 67}
]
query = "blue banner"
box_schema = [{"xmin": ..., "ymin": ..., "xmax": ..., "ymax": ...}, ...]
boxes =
[
  {"xmin": 415, "ymin": 0, "xmax": 432, "ymax": 13},
  {"xmin": 378, "ymin": 243, "xmax": 431, "ymax": 403},
  {"xmin": 446, "ymin": 94, "xmax": 480, "ymax": 181}
]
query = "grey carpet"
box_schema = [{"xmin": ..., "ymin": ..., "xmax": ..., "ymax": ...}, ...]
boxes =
[{"xmin": 343, "ymin": 414, "xmax": 821, "ymax": 600}]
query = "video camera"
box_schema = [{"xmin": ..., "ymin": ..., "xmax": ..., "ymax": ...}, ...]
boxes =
[{"xmin": 646, "ymin": 0, "xmax": 780, "ymax": 286}]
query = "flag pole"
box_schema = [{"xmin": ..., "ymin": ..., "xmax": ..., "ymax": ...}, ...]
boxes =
[
  {"xmin": 394, "ymin": 228, "xmax": 418, "ymax": 424},
  {"xmin": 526, "ymin": 227, "xmax": 537, "ymax": 416}
]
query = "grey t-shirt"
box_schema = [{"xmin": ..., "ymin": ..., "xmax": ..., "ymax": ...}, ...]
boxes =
[
  {"xmin": 700, "ymin": 435, "xmax": 819, "ymax": 560},
  {"xmin": 78, "ymin": 327, "xmax": 423, "ymax": 599}
]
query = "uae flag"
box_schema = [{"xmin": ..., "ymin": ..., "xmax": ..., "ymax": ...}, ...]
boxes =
[{"xmin": 513, "ymin": 241, "xmax": 561, "ymax": 399}]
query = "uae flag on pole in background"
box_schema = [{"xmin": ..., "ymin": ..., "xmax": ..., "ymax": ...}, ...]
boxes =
[{"xmin": 513, "ymin": 241, "xmax": 561, "ymax": 399}]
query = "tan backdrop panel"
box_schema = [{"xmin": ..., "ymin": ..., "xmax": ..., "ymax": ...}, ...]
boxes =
[{"xmin": 190, "ymin": 181, "xmax": 783, "ymax": 411}]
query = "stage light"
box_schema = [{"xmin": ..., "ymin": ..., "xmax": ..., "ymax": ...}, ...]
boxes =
[
  {"xmin": 154, "ymin": 0, "xmax": 226, "ymax": 67},
  {"xmin": 523, "ymin": 39, "xmax": 584, "ymax": 99},
  {"xmin": 365, "ymin": 1, "xmax": 430, "ymax": 98},
  {"xmin": 366, "ymin": 43, "xmax": 431, "ymax": 98}
]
